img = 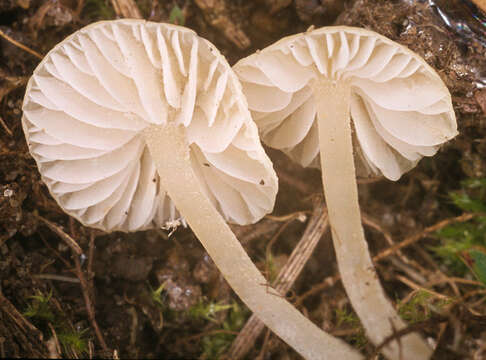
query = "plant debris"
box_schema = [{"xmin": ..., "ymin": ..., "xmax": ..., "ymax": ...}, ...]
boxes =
[{"xmin": 1, "ymin": 0, "xmax": 486, "ymax": 359}]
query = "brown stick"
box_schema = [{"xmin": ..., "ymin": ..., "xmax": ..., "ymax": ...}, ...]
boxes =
[
  {"xmin": 227, "ymin": 197, "xmax": 328, "ymax": 359},
  {"xmin": 0, "ymin": 291, "xmax": 48, "ymax": 357},
  {"xmin": 373, "ymin": 213, "xmax": 476, "ymax": 262},
  {"xmin": 110, "ymin": 0, "xmax": 142, "ymax": 18},
  {"xmin": 87, "ymin": 230, "xmax": 96, "ymax": 291},
  {"xmin": 0, "ymin": 117, "xmax": 12, "ymax": 137},
  {"xmin": 39, "ymin": 216, "xmax": 109, "ymax": 352},
  {"xmin": 295, "ymin": 212, "xmax": 478, "ymax": 307},
  {"xmin": 0, "ymin": 29, "xmax": 43, "ymax": 59},
  {"xmin": 73, "ymin": 250, "xmax": 109, "ymax": 352},
  {"xmin": 37, "ymin": 215, "xmax": 83, "ymax": 256},
  {"xmin": 0, "ymin": 292, "xmax": 41, "ymax": 335}
]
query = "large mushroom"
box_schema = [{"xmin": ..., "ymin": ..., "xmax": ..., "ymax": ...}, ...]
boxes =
[
  {"xmin": 234, "ymin": 26, "xmax": 457, "ymax": 360},
  {"xmin": 22, "ymin": 20, "xmax": 363, "ymax": 360}
]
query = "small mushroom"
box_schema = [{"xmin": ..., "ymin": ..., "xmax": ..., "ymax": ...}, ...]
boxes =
[
  {"xmin": 234, "ymin": 26, "xmax": 457, "ymax": 360},
  {"xmin": 22, "ymin": 20, "xmax": 362, "ymax": 360}
]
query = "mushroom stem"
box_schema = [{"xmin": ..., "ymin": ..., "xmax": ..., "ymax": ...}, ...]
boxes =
[
  {"xmin": 142, "ymin": 123, "xmax": 363, "ymax": 360},
  {"xmin": 314, "ymin": 80, "xmax": 432, "ymax": 360}
]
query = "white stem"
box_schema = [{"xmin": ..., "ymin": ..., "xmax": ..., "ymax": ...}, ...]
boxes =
[
  {"xmin": 143, "ymin": 123, "xmax": 363, "ymax": 360},
  {"xmin": 315, "ymin": 80, "xmax": 432, "ymax": 360}
]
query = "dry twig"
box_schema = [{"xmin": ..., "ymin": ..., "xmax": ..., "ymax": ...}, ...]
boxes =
[
  {"xmin": 33, "ymin": 274, "xmax": 80, "ymax": 283},
  {"xmin": 374, "ymin": 316, "xmax": 448, "ymax": 357},
  {"xmin": 396, "ymin": 275, "xmax": 450, "ymax": 300},
  {"xmin": 194, "ymin": 0, "xmax": 251, "ymax": 49},
  {"xmin": 295, "ymin": 212, "xmax": 478, "ymax": 306},
  {"xmin": 374, "ymin": 213, "xmax": 477, "ymax": 262},
  {"xmin": 38, "ymin": 216, "xmax": 109, "ymax": 353},
  {"xmin": 37, "ymin": 215, "xmax": 83, "ymax": 256},
  {"xmin": 0, "ymin": 117, "xmax": 12, "ymax": 137},
  {"xmin": 73, "ymin": 243, "xmax": 109, "ymax": 352},
  {"xmin": 0, "ymin": 291, "xmax": 48, "ymax": 357},
  {"xmin": 227, "ymin": 197, "xmax": 328, "ymax": 359},
  {"xmin": 110, "ymin": 0, "xmax": 142, "ymax": 18},
  {"xmin": 0, "ymin": 29, "xmax": 43, "ymax": 59},
  {"xmin": 87, "ymin": 230, "xmax": 96, "ymax": 290}
]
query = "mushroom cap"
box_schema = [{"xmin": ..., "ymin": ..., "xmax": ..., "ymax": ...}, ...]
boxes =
[
  {"xmin": 22, "ymin": 20, "xmax": 278, "ymax": 232},
  {"xmin": 234, "ymin": 26, "xmax": 457, "ymax": 181}
]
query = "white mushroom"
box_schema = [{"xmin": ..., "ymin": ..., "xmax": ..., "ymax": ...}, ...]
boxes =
[
  {"xmin": 234, "ymin": 26, "xmax": 457, "ymax": 360},
  {"xmin": 22, "ymin": 20, "xmax": 363, "ymax": 360}
]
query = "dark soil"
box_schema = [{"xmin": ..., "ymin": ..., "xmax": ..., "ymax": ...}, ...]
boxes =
[{"xmin": 1, "ymin": 0, "xmax": 485, "ymax": 359}]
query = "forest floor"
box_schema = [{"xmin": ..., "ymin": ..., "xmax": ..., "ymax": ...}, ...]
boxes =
[{"xmin": 1, "ymin": 0, "xmax": 486, "ymax": 359}]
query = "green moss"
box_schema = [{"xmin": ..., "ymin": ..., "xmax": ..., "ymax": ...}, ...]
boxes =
[
  {"xmin": 188, "ymin": 300, "xmax": 234, "ymax": 323},
  {"xmin": 169, "ymin": 5, "xmax": 185, "ymax": 26},
  {"xmin": 398, "ymin": 290, "xmax": 451, "ymax": 324},
  {"xmin": 150, "ymin": 282, "xmax": 166, "ymax": 308},
  {"xmin": 23, "ymin": 290, "xmax": 55, "ymax": 323},
  {"xmin": 199, "ymin": 302, "xmax": 248, "ymax": 360},
  {"xmin": 433, "ymin": 178, "xmax": 486, "ymax": 276},
  {"xmin": 23, "ymin": 290, "xmax": 89, "ymax": 357},
  {"xmin": 335, "ymin": 308, "xmax": 367, "ymax": 349},
  {"xmin": 58, "ymin": 328, "xmax": 88, "ymax": 357}
]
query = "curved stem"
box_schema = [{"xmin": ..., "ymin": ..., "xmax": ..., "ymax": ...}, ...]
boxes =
[
  {"xmin": 315, "ymin": 79, "xmax": 432, "ymax": 360},
  {"xmin": 143, "ymin": 123, "xmax": 363, "ymax": 360}
]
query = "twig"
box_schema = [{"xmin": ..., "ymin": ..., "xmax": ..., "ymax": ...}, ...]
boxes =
[
  {"xmin": 374, "ymin": 316, "xmax": 448, "ymax": 357},
  {"xmin": 37, "ymin": 215, "xmax": 83, "ymax": 256},
  {"xmin": 0, "ymin": 291, "xmax": 41, "ymax": 334},
  {"xmin": 363, "ymin": 212, "xmax": 436, "ymax": 280},
  {"xmin": 266, "ymin": 211, "xmax": 308, "ymax": 223},
  {"xmin": 459, "ymin": 289, "xmax": 486, "ymax": 302},
  {"xmin": 75, "ymin": 0, "xmax": 85, "ymax": 17},
  {"xmin": 110, "ymin": 0, "xmax": 142, "ymax": 18},
  {"xmin": 373, "ymin": 213, "xmax": 476, "ymax": 262},
  {"xmin": 0, "ymin": 291, "xmax": 48, "ymax": 357},
  {"xmin": 396, "ymin": 275, "xmax": 449, "ymax": 300},
  {"xmin": 73, "ymin": 250, "xmax": 109, "ymax": 352},
  {"xmin": 33, "ymin": 274, "xmax": 80, "ymax": 283},
  {"xmin": 194, "ymin": 0, "xmax": 250, "ymax": 49},
  {"xmin": 38, "ymin": 231, "xmax": 73, "ymax": 269},
  {"xmin": 227, "ymin": 197, "xmax": 328, "ymax": 359},
  {"xmin": 0, "ymin": 29, "xmax": 43, "ymax": 59},
  {"xmin": 362, "ymin": 213, "xmax": 411, "ymax": 266},
  {"xmin": 0, "ymin": 116, "xmax": 12, "ymax": 136},
  {"xmin": 389, "ymin": 257, "xmax": 427, "ymax": 285},
  {"xmin": 446, "ymin": 277, "xmax": 484, "ymax": 287},
  {"xmin": 296, "ymin": 213, "xmax": 478, "ymax": 306},
  {"xmin": 411, "ymin": 246, "xmax": 461, "ymax": 296},
  {"xmin": 87, "ymin": 230, "xmax": 96, "ymax": 289},
  {"xmin": 88, "ymin": 340, "xmax": 94, "ymax": 360},
  {"xmin": 28, "ymin": 1, "xmax": 56, "ymax": 37},
  {"xmin": 39, "ymin": 216, "xmax": 109, "ymax": 352},
  {"xmin": 255, "ymin": 329, "xmax": 272, "ymax": 360},
  {"xmin": 47, "ymin": 323, "xmax": 62, "ymax": 358},
  {"xmin": 230, "ymin": 219, "xmax": 280, "ymax": 245},
  {"xmin": 66, "ymin": 220, "xmax": 107, "ymax": 352}
]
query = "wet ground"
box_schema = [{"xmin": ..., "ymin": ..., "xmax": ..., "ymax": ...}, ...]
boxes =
[{"xmin": 1, "ymin": 0, "xmax": 486, "ymax": 359}]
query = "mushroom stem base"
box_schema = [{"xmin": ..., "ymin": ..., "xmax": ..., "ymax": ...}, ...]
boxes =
[
  {"xmin": 314, "ymin": 80, "xmax": 432, "ymax": 360},
  {"xmin": 142, "ymin": 123, "xmax": 363, "ymax": 360}
]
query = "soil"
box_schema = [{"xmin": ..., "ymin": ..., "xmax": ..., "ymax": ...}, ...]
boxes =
[{"xmin": 0, "ymin": 0, "xmax": 485, "ymax": 359}]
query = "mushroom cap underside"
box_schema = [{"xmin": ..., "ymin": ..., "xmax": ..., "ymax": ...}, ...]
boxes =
[
  {"xmin": 22, "ymin": 19, "xmax": 278, "ymax": 232},
  {"xmin": 234, "ymin": 26, "xmax": 457, "ymax": 181}
]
